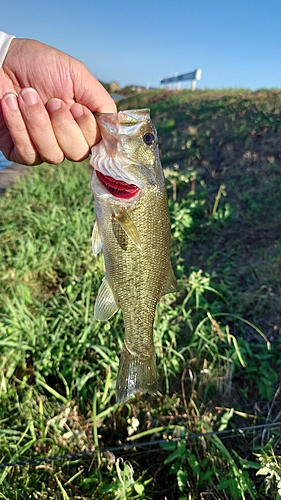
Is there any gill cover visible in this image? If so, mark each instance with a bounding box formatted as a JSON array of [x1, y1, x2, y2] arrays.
[[90, 109, 159, 192]]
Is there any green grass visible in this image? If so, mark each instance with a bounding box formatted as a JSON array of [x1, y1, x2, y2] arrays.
[[0, 88, 281, 498]]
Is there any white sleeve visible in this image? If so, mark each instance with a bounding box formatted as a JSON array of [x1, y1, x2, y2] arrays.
[[0, 31, 15, 68]]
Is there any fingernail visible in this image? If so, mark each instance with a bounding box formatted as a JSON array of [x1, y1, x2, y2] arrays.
[[70, 103, 84, 119], [20, 88, 39, 105], [3, 93, 18, 110], [47, 98, 62, 112]]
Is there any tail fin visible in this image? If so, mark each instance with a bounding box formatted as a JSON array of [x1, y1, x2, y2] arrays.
[[116, 345, 157, 404]]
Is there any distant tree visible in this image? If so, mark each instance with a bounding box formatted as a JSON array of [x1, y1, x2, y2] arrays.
[[122, 86, 137, 97]]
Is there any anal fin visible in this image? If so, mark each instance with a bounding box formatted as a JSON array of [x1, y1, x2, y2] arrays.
[[94, 278, 119, 321], [112, 211, 142, 249], [162, 265, 178, 295]]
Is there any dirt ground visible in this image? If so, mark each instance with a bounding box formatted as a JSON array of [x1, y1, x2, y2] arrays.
[[0, 163, 30, 196]]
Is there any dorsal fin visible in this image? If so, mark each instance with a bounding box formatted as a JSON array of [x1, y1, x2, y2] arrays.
[[112, 211, 142, 249], [94, 278, 119, 321]]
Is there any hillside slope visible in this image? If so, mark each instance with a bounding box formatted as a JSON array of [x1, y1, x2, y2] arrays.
[[0, 88, 281, 499]]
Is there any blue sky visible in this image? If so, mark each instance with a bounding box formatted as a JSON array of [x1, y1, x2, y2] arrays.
[[2, 0, 281, 90]]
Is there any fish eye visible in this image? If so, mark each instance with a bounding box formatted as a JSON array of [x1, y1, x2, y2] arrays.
[[143, 132, 155, 145]]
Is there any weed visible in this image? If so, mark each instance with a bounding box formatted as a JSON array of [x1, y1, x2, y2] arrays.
[[0, 88, 281, 498]]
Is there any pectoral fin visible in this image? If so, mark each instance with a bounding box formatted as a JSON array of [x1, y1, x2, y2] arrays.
[[112, 211, 142, 249], [94, 278, 119, 321], [162, 265, 178, 295], [91, 220, 102, 255]]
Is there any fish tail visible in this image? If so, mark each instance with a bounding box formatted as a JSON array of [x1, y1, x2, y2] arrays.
[[116, 343, 157, 403]]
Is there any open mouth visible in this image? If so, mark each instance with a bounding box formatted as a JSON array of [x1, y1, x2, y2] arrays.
[[96, 170, 140, 200]]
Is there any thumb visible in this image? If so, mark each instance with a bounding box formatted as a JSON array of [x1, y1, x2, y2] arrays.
[[71, 61, 117, 114]]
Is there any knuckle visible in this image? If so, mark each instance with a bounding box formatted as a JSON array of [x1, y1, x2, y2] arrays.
[[26, 107, 48, 129], [44, 153, 65, 165], [18, 149, 38, 165], [66, 147, 89, 162], [10, 120, 27, 134]]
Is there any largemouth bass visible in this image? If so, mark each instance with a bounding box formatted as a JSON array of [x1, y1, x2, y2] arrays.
[[90, 109, 177, 403]]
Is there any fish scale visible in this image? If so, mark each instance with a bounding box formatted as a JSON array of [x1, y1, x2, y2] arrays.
[[100, 187, 169, 343], [90, 109, 177, 403]]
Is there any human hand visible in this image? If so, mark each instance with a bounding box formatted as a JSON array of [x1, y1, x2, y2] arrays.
[[0, 38, 116, 165]]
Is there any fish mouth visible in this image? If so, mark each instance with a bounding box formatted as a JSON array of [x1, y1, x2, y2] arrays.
[[96, 170, 140, 200]]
